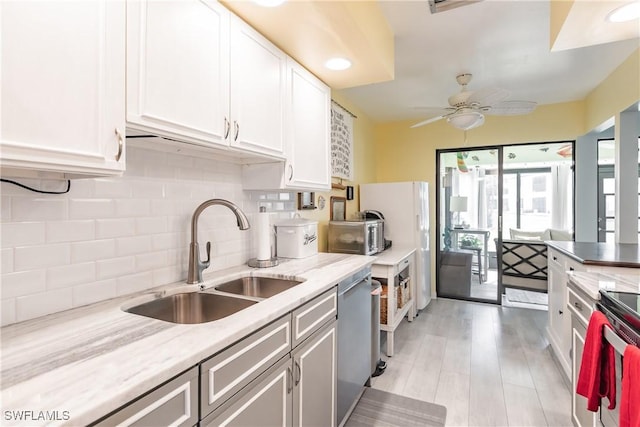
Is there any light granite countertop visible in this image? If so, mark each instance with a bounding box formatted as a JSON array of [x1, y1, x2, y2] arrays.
[[567, 270, 640, 300], [0, 253, 373, 427], [370, 247, 416, 266]]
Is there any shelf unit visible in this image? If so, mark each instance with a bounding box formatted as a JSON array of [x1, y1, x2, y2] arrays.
[[371, 248, 416, 357]]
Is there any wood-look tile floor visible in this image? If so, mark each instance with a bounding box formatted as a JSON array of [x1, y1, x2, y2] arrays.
[[371, 298, 572, 427]]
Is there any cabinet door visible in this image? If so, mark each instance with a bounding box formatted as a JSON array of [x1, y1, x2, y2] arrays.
[[202, 356, 292, 427], [126, 0, 229, 148], [285, 59, 331, 190], [229, 16, 286, 158], [1, 0, 125, 178], [93, 367, 198, 427], [571, 316, 598, 427], [292, 320, 337, 427]]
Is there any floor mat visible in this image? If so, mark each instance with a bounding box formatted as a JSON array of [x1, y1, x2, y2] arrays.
[[505, 288, 548, 305], [345, 388, 447, 427]]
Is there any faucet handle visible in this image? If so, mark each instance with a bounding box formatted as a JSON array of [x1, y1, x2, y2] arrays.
[[203, 241, 211, 268]]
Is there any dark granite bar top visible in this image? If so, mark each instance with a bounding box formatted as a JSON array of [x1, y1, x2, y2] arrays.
[[546, 241, 640, 268]]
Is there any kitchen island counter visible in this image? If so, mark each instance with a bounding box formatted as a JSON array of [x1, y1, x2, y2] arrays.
[[1, 253, 373, 426], [547, 241, 640, 268]]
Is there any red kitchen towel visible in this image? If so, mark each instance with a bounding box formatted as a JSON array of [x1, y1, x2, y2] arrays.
[[620, 345, 640, 427], [576, 311, 616, 411]]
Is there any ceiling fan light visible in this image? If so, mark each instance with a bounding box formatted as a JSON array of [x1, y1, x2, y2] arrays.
[[447, 111, 484, 130]]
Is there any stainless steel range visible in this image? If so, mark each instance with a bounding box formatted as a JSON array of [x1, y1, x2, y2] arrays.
[[597, 290, 640, 427]]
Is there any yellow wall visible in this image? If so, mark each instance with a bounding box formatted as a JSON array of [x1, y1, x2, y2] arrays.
[[299, 92, 378, 251]]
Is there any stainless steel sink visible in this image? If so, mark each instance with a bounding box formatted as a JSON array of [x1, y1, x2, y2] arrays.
[[125, 292, 257, 324], [214, 276, 304, 299]]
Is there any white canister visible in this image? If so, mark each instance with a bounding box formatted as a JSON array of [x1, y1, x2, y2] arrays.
[[275, 219, 318, 258]]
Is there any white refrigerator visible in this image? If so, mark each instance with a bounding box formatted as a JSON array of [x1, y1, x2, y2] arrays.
[[360, 181, 432, 310]]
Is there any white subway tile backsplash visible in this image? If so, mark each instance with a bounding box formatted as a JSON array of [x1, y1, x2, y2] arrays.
[[1, 270, 46, 298], [1, 196, 12, 222], [47, 262, 95, 290], [1, 248, 13, 274], [69, 199, 116, 219], [115, 199, 151, 217], [116, 272, 154, 296], [71, 239, 117, 263], [14, 243, 70, 271], [136, 251, 168, 272], [16, 288, 73, 323], [1, 298, 16, 326], [46, 220, 95, 243], [1, 222, 45, 248], [96, 256, 136, 280], [115, 235, 152, 257], [1, 147, 257, 325], [72, 279, 117, 307], [135, 216, 167, 235], [12, 197, 67, 221], [93, 179, 133, 199], [96, 218, 136, 239]]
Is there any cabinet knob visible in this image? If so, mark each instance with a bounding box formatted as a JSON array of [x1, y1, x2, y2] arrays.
[[574, 301, 583, 311], [569, 267, 575, 271], [114, 128, 124, 161], [558, 309, 563, 315]]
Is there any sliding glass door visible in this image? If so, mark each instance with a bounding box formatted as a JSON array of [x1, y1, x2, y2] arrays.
[[436, 147, 502, 303]]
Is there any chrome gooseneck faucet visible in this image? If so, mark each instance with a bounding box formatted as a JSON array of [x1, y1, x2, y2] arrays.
[[187, 199, 250, 284]]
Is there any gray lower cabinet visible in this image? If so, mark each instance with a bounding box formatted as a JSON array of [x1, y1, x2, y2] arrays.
[[92, 366, 198, 427], [203, 319, 337, 427], [201, 355, 293, 427], [293, 319, 337, 427]]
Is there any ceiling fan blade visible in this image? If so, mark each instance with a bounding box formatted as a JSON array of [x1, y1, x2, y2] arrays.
[[468, 87, 510, 107], [410, 114, 448, 128], [485, 100, 537, 115]]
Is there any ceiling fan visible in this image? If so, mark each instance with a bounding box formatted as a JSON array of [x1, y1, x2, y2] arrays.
[[411, 73, 537, 131]]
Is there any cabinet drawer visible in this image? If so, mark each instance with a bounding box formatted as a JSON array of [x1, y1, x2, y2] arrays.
[[568, 287, 593, 327], [292, 287, 337, 349], [565, 256, 585, 274], [201, 315, 291, 417], [548, 248, 564, 269], [92, 366, 198, 427]]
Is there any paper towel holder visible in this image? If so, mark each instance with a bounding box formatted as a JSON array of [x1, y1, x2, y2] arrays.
[[248, 206, 279, 268]]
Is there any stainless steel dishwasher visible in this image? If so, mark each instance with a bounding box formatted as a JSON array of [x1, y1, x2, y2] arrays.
[[337, 268, 372, 426]]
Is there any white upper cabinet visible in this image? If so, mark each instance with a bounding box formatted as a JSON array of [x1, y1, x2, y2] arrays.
[[242, 58, 331, 191], [126, 0, 230, 148], [229, 17, 286, 158], [285, 59, 331, 190], [0, 0, 126, 178]]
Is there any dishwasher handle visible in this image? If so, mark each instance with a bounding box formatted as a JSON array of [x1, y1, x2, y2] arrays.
[[339, 277, 370, 296]]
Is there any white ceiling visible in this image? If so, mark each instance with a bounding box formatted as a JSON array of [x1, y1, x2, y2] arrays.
[[340, 0, 640, 123]]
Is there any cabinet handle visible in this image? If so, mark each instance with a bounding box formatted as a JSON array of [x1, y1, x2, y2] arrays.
[[552, 256, 557, 261], [234, 121, 239, 141], [558, 309, 563, 315], [288, 164, 294, 181], [294, 361, 301, 386], [286, 366, 293, 394], [574, 301, 583, 311], [114, 128, 124, 161], [224, 117, 230, 139], [569, 267, 575, 271]]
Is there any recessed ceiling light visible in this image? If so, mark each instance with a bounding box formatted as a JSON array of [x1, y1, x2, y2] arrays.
[[325, 57, 352, 71], [607, 1, 640, 22], [253, 0, 286, 7]]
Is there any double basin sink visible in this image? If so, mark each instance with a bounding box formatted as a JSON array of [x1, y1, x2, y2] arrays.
[[124, 276, 304, 324]]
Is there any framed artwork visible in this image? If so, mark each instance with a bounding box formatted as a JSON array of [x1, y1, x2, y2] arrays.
[[330, 196, 346, 221]]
